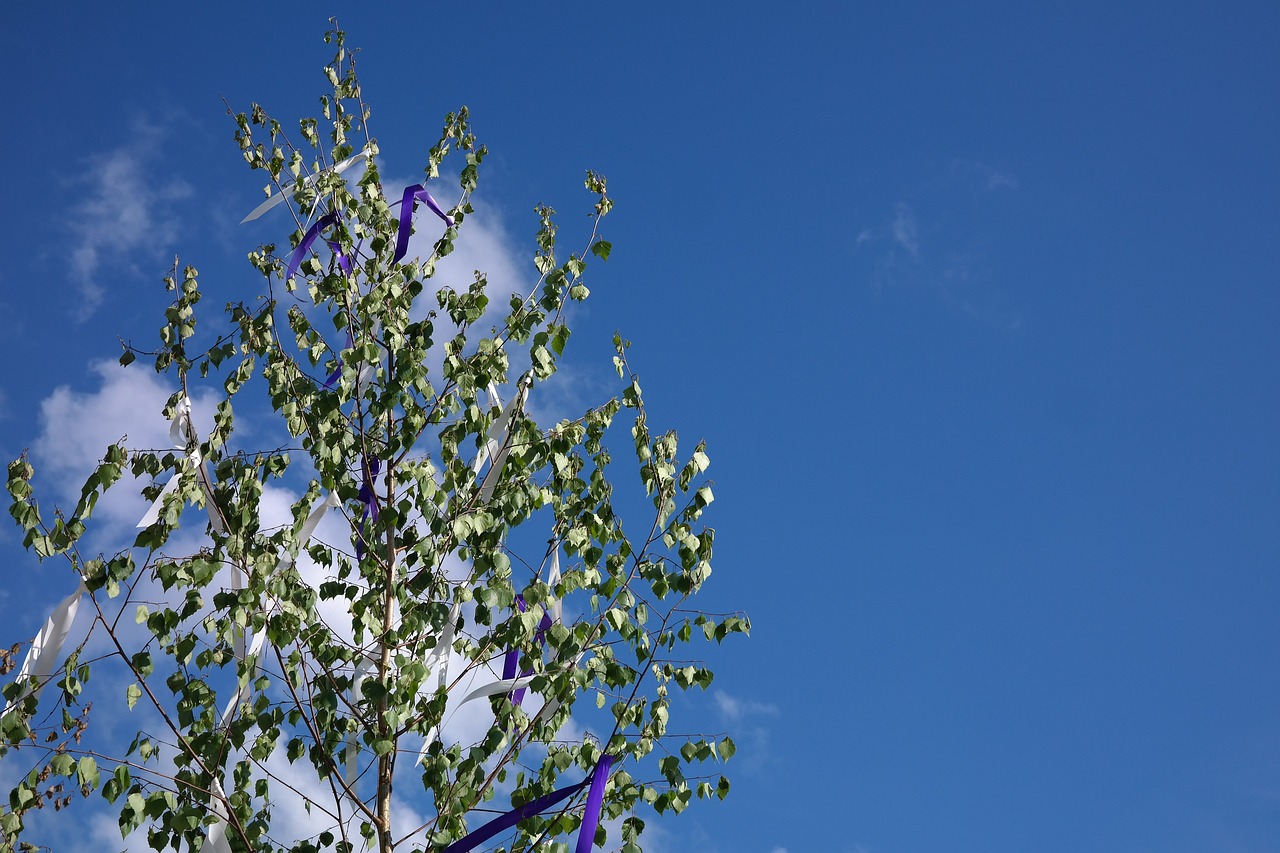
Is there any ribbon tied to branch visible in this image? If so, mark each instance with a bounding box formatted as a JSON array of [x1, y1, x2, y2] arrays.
[[239, 146, 372, 224], [391, 183, 455, 265], [137, 396, 225, 535]]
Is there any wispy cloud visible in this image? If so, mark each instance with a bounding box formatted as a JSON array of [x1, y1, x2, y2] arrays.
[[64, 123, 192, 322], [852, 163, 1022, 329], [714, 689, 780, 721], [713, 688, 780, 776], [954, 158, 1018, 191], [890, 202, 920, 257], [32, 359, 218, 528]]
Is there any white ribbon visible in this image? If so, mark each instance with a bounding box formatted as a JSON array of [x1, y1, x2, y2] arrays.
[[547, 548, 562, 627], [213, 630, 267, 737], [343, 655, 375, 784], [228, 490, 341, 693], [470, 384, 504, 476], [3, 581, 87, 715], [198, 778, 234, 853], [278, 491, 342, 571], [478, 377, 530, 504], [239, 147, 372, 224], [137, 397, 225, 535], [415, 600, 462, 766], [457, 674, 538, 707]]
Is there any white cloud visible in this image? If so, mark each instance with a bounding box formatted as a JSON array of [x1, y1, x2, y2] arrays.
[[714, 689, 779, 721], [32, 359, 219, 531], [953, 158, 1018, 191], [855, 193, 1021, 329], [713, 689, 779, 773], [890, 202, 919, 257], [65, 124, 192, 322], [420, 192, 532, 314]]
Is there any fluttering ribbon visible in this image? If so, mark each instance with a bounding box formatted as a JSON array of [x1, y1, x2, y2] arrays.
[[354, 457, 381, 559], [470, 384, 505, 477], [391, 184, 454, 265], [500, 596, 528, 686], [239, 146, 371, 224], [2, 581, 87, 715], [500, 596, 554, 708], [197, 778, 234, 853], [204, 631, 265, 853], [439, 753, 615, 853], [278, 491, 343, 571], [217, 492, 339, 726], [478, 376, 531, 504], [415, 600, 462, 767], [137, 397, 225, 535], [531, 548, 581, 724], [284, 213, 356, 281], [441, 543, 565, 730], [575, 753, 615, 853], [240, 151, 453, 274], [546, 548, 563, 626], [344, 655, 375, 784], [215, 626, 270, 730]]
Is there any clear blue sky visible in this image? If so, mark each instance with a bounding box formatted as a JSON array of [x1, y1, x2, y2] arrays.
[[4, 3, 1280, 851]]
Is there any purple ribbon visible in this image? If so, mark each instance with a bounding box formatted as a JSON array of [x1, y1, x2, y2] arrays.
[[501, 596, 555, 707], [285, 213, 355, 280], [391, 184, 454, 265], [500, 596, 526, 684], [355, 457, 381, 558], [575, 753, 615, 853], [324, 330, 356, 388], [440, 753, 615, 853]]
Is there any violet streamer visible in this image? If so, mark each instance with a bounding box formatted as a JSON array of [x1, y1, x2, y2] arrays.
[[286, 213, 356, 280], [285, 213, 335, 279], [501, 596, 555, 707], [439, 754, 615, 853], [355, 457, 381, 559], [324, 330, 356, 388], [391, 184, 454, 265], [574, 753, 615, 853]]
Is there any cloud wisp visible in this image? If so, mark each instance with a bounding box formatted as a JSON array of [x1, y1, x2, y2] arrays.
[[852, 163, 1023, 329], [64, 125, 192, 322], [890, 202, 920, 258]]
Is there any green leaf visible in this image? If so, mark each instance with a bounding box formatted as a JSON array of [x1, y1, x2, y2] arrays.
[[49, 753, 75, 777], [76, 755, 99, 789], [103, 766, 131, 804]]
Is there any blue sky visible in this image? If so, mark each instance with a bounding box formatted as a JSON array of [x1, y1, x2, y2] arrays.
[[5, 3, 1280, 851]]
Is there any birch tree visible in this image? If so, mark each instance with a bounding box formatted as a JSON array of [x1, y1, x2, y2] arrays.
[[1, 25, 744, 853]]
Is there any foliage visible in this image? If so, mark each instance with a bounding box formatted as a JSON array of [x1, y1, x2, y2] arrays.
[[0, 24, 745, 853]]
